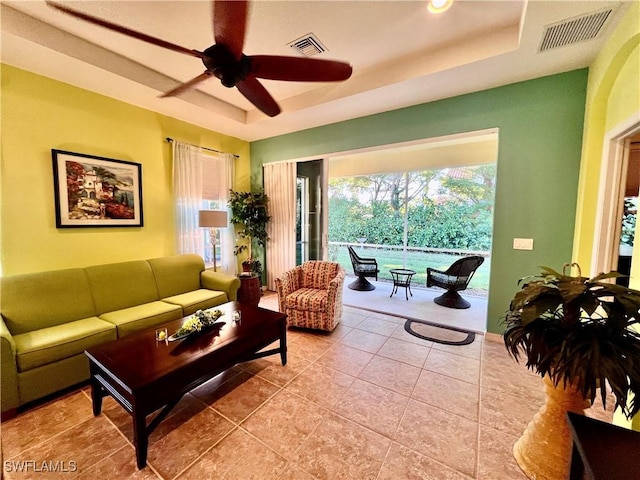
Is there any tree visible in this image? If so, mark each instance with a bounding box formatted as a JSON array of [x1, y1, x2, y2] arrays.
[[228, 190, 270, 260], [439, 165, 496, 211], [328, 165, 495, 250]]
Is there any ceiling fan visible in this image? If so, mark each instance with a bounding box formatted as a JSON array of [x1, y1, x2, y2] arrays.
[[46, 0, 353, 117]]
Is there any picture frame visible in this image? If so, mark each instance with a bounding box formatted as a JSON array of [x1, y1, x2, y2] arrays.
[[52, 149, 144, 228]]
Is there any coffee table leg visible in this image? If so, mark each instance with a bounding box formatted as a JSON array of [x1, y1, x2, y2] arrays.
[[132, 409, 148, 469], [89, 367, 103, 416], [91, 385, 103, 416]]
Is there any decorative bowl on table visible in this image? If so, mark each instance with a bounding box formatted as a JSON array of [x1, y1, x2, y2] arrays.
[[168, 309, 224, 341]]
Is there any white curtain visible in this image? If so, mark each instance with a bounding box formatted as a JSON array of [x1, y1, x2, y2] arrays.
[[173, 141, 204, 255], [216, 153, 235, 273], [172, 142, 235, 273], [264, 162, 297, 291]]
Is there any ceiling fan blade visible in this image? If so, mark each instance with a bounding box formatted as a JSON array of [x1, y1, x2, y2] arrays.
[[237, 76, 281, 117], [47, 1, 205, 59], [160, 72, 213, 98], [213, 0, 248, 60], [249, 56, 353, 82]]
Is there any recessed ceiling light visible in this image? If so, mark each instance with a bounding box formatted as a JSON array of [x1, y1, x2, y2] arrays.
[[428, 0, 453, 14]]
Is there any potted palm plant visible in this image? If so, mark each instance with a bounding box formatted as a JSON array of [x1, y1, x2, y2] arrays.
[[503, 263, 640, 480], [227, 189, 270, 275]]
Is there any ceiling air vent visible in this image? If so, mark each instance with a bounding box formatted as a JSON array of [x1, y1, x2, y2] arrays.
[[287, 33, 327, 57], [538, 7, 614, 52]]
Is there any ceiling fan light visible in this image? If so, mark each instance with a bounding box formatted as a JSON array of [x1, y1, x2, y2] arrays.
[[428, 0, 453, 14]]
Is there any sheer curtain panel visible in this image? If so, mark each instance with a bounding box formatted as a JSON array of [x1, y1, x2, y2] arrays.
[[264, 162, 297, 291], [172, 141, 204, 255], [206, 152, 235, 273], [172, 142, 235, 272]]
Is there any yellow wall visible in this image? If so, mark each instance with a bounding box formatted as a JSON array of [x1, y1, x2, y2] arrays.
[[0, 65, 250, 276], [573, 2, 640, 273], [572, 3, 640, 430]]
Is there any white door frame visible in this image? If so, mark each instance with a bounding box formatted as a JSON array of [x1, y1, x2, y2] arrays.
[[591, 113, 640, 276]]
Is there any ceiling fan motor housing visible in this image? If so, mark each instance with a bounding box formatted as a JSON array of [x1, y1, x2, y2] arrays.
[[202, 44, 250, 87]]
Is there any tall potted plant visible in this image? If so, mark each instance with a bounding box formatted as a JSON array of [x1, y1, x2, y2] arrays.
[[228, 189, 270, 275], [503, 263, 640, 480]]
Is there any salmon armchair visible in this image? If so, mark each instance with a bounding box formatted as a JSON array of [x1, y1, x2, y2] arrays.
[[275, 261, 345, 332]]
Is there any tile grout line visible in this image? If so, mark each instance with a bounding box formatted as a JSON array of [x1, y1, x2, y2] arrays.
[[474, 339, 487, 479]]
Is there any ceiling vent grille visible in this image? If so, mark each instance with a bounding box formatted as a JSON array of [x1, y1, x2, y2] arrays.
[[538, 7, 614, 52], [287, 33, 327, 57]]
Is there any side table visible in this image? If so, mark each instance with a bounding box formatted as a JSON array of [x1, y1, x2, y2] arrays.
[[389, 268, 416, 300], [237, 273, 261, 306]]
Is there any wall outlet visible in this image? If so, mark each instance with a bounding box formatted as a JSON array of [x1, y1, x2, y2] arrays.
[[513, 238, 534, 250]]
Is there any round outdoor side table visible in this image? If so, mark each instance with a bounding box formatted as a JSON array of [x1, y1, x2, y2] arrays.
[[237, 273, 261, 306], [389, 268, 416, 300]]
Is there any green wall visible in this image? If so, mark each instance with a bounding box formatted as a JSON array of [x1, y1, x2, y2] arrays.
[[251, 70, 589, 334], [0, 65, 250, 276]]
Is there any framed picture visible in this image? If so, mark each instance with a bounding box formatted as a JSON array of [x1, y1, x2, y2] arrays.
[[52, 149, 144, 228]]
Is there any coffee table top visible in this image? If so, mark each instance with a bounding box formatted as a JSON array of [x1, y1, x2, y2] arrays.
[[85, 301, 286, 391]]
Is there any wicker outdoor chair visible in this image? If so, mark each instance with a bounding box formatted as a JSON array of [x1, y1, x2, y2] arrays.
[[426, 255, 485, 309], [347, 246, 379, 291]]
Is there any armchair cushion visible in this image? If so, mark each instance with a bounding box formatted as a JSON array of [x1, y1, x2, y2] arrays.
[[284, 288, 329, 313], [302, 261, 341, 289], [428, 271, 470, 288]]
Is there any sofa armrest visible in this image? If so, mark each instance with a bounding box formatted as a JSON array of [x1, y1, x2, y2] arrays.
[[201, 270, 241, 301], [0, 314, 19, 413]]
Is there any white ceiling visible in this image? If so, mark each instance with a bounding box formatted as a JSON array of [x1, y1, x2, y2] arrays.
[[0, 0, 629, 142]]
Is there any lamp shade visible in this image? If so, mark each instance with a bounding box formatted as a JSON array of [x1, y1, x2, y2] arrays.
[[198, 210, 227, 228]]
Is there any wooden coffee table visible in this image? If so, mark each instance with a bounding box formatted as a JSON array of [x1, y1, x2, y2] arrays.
[[84, 301, 287, 469]]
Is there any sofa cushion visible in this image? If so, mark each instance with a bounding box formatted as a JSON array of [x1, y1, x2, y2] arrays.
[[162, 289, 228, 317], [1, 269, 97, 335], [100, 301, 182, 337], [14, 318, 116, 371], [148, 254, 205, 298], [85, 260, 160, 315], [285, 288, 328, 313]]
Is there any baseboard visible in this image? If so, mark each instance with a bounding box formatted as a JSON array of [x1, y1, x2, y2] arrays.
[[484, 331, 503, 343]]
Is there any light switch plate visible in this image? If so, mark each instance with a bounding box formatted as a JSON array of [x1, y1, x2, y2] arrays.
[[513, 238, 534, 250]]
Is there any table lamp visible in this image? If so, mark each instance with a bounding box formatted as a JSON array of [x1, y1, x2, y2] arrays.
[[199, 210, 227, 271]]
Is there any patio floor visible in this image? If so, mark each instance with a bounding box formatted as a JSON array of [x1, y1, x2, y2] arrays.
[[341, 277, 487, 333]]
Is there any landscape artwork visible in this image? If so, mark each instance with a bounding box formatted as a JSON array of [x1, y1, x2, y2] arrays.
[[52, 149, 143, 228]]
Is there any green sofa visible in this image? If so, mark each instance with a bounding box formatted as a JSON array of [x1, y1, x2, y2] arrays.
[[0, 254, 240, 415]]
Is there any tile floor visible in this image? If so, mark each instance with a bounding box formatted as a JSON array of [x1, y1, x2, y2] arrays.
[[1, 294, 614, 480]]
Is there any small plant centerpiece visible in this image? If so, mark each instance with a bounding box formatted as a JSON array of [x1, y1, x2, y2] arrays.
[[227, 189, 270, 275], [503, 263, 640, 480], [171, 309, 223, 340]]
